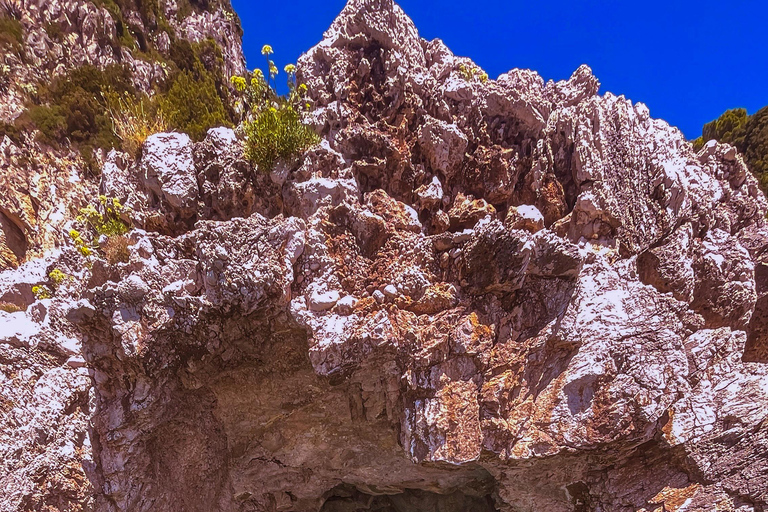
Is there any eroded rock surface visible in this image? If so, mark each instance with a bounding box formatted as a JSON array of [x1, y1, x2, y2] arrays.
[[2, 0, 768, 511]]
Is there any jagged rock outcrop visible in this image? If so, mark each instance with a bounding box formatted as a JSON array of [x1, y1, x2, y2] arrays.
[[0, 0, 245, 270], [2, 0, 768, 511]]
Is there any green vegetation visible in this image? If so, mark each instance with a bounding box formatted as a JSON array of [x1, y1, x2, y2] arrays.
[[160, 37, 233, 140], [78, 196, 131, 238], [69, 196, 131, 262], [0, 122, 19, 143], [234, 45, 319, 172], [161, 66, 228, 140], [692, 108, 748, 151], [694, 106, 768, 191], [44, 21, 63, 42], [16, 64, 134, 165], [147, 37, 235, 141], [0, 14, 23, 54], [3, 0, 236, 168], [15, 33, 233, 160], [175, 0, 229, 22]]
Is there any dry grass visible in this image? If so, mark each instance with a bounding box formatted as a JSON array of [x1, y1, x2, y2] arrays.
[[103, 235, 130, 265], [106, 92, 168, 157], [0, 301, 22, 313]]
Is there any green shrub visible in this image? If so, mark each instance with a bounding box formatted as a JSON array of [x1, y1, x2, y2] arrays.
[[27, 104, 67, 142], [702, 108, 748, 148], [697, 106, 768, 192], [69, 197, 131, 260], [24, 64, 134, 152], [0, 120, 23, 144], [742, 107, 768, 190], [154, 36, 234, 140], [175, 0, 193, 20], [176, 0, 222, 20], [161, 62, 229, 140], [244, 105, 319, 172], [0, 15, 23, 53], [91, 0, 134, 49], [135, 0, 161, 27], [169, 38, 197, 73], [235, 46, 319, 172], [44, 21, 63, 41]]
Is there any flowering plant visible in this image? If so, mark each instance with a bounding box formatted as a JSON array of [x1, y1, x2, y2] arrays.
[[229, 45, 319, 172]]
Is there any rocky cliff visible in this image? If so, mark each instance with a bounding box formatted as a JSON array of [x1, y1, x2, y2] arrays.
[[2, 0, 768, 511], [0, 0, 245, 269]]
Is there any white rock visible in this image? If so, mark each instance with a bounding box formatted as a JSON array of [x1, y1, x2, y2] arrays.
[[206, 127, 237, 147], [0, 312, 37, 348], [453, 229, 474, 244], [383, 285, 398, 298], [66, 356, 87, 368], [335, 296, 357, 315], [309, 290, 341, 312], [141, 132, 198, 213], [506, 204, 545, 233], [416, 176, 444, 209]]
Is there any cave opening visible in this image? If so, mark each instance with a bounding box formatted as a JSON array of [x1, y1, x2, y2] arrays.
[[319, 484, 499, 512]]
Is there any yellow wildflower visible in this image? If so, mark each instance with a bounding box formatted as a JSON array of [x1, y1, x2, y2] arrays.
[[78, 246, 92, 257], [68, 229, 80, 240], [284, 64, 296, 75], [230, 76, 247, 92], [261, 44, 273, 56], [49, 269, 67, 285], [299, 83, 308, 92]]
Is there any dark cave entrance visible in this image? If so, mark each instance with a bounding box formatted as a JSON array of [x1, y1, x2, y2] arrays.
[[319, 484, 499, 512]]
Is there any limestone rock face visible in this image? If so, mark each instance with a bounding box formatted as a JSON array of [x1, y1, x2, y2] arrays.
[[0, 0, 245, 271], [3, 1, 768, 511]]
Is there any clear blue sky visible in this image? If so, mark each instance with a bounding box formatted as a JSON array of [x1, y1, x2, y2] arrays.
[[230, 0, 767, 138]]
